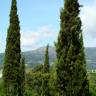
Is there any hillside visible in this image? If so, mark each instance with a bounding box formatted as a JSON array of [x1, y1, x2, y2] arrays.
[[23, 46, 56, 67], [0, 47, 96, 70]]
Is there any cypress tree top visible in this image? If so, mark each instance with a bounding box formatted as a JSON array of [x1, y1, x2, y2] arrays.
[[43, 45, 49, 73]]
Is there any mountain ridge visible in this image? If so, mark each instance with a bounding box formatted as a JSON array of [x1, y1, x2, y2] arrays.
[[0, 47, 96, 70]]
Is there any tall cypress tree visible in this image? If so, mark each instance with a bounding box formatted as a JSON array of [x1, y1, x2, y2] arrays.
[[41, 45, 50, 96], [3, 0, 21, 95], [43, 45, 49, 73], [55, 0, 89, 96]]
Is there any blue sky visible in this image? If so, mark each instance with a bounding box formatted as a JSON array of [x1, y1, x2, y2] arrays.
[[0, 0, 96, 53]]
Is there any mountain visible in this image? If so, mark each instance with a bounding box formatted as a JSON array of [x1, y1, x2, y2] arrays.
[[23, 46, 56, 67], [0, 47, 96, 70], [85, 47, 96, 70]]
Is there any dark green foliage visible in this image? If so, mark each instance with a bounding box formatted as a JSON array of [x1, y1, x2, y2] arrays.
[[25, 64, 44, 96], [18, 57, 25, 96], [0, 79, 4, 96], [49, 62, 58, 96], [88, 73, 96, 96], [41, 73, 50, 96], [3, 0, 21, 95], [41, 45, 50, 96], [55, 0, 89, 95], [33, 64, 43, 72], [26, 68, 50, 96], [43, 45, 49, 73], [26, 69, 42, 96]]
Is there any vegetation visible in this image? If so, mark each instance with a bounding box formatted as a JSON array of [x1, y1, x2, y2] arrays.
[[55, 0, 89, 95], [88, 73, 96, 96], [3, 0, 21, 95], [19, 57, 26, 96], [0, 0, 95, 96], [26, 69, 43, 96], [0, 79, 4, 96], [26, 71, 96, 96], [41, 45, 50, 96], [43, 45, 49, 73]]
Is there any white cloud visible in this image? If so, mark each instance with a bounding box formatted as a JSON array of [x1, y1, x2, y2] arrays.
[[21, 0, 96, 51], [21, 25, 57, 51], [38, 26, 56, 37], [21, 31, 39, 46], [81, 0, 96, 47]]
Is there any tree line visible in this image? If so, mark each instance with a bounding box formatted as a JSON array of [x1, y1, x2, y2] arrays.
[[2, 0, 90, 96]]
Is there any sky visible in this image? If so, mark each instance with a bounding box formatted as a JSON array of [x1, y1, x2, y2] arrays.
[[0, 0, 96, 53]]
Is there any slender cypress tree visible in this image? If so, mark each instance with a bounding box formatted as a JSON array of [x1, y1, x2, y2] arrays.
[[19, 57, 25, 96], [55, 0, 89, 96], [41, 45, 50, 96], [3, 0, 21, 95], [43, 45, 49, 73]]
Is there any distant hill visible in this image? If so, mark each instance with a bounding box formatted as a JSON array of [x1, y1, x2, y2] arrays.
[[23, 46, 56, 67], [0, 47, 96, 70], [85, 47, 96, 70]]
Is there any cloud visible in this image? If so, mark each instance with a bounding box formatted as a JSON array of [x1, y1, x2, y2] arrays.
[[21, 31, 39, 46], [21, 25, 57, 51], [80, 0, 96, 47], [21, 0, 96, 51]]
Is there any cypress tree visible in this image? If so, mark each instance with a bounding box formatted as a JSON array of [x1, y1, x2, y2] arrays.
[[43, 45, 49, 73], [19, 57, 25, 96], [3, 0, 21, 95], [55, 0, 89, 96], [41, 45, 50, 96]]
